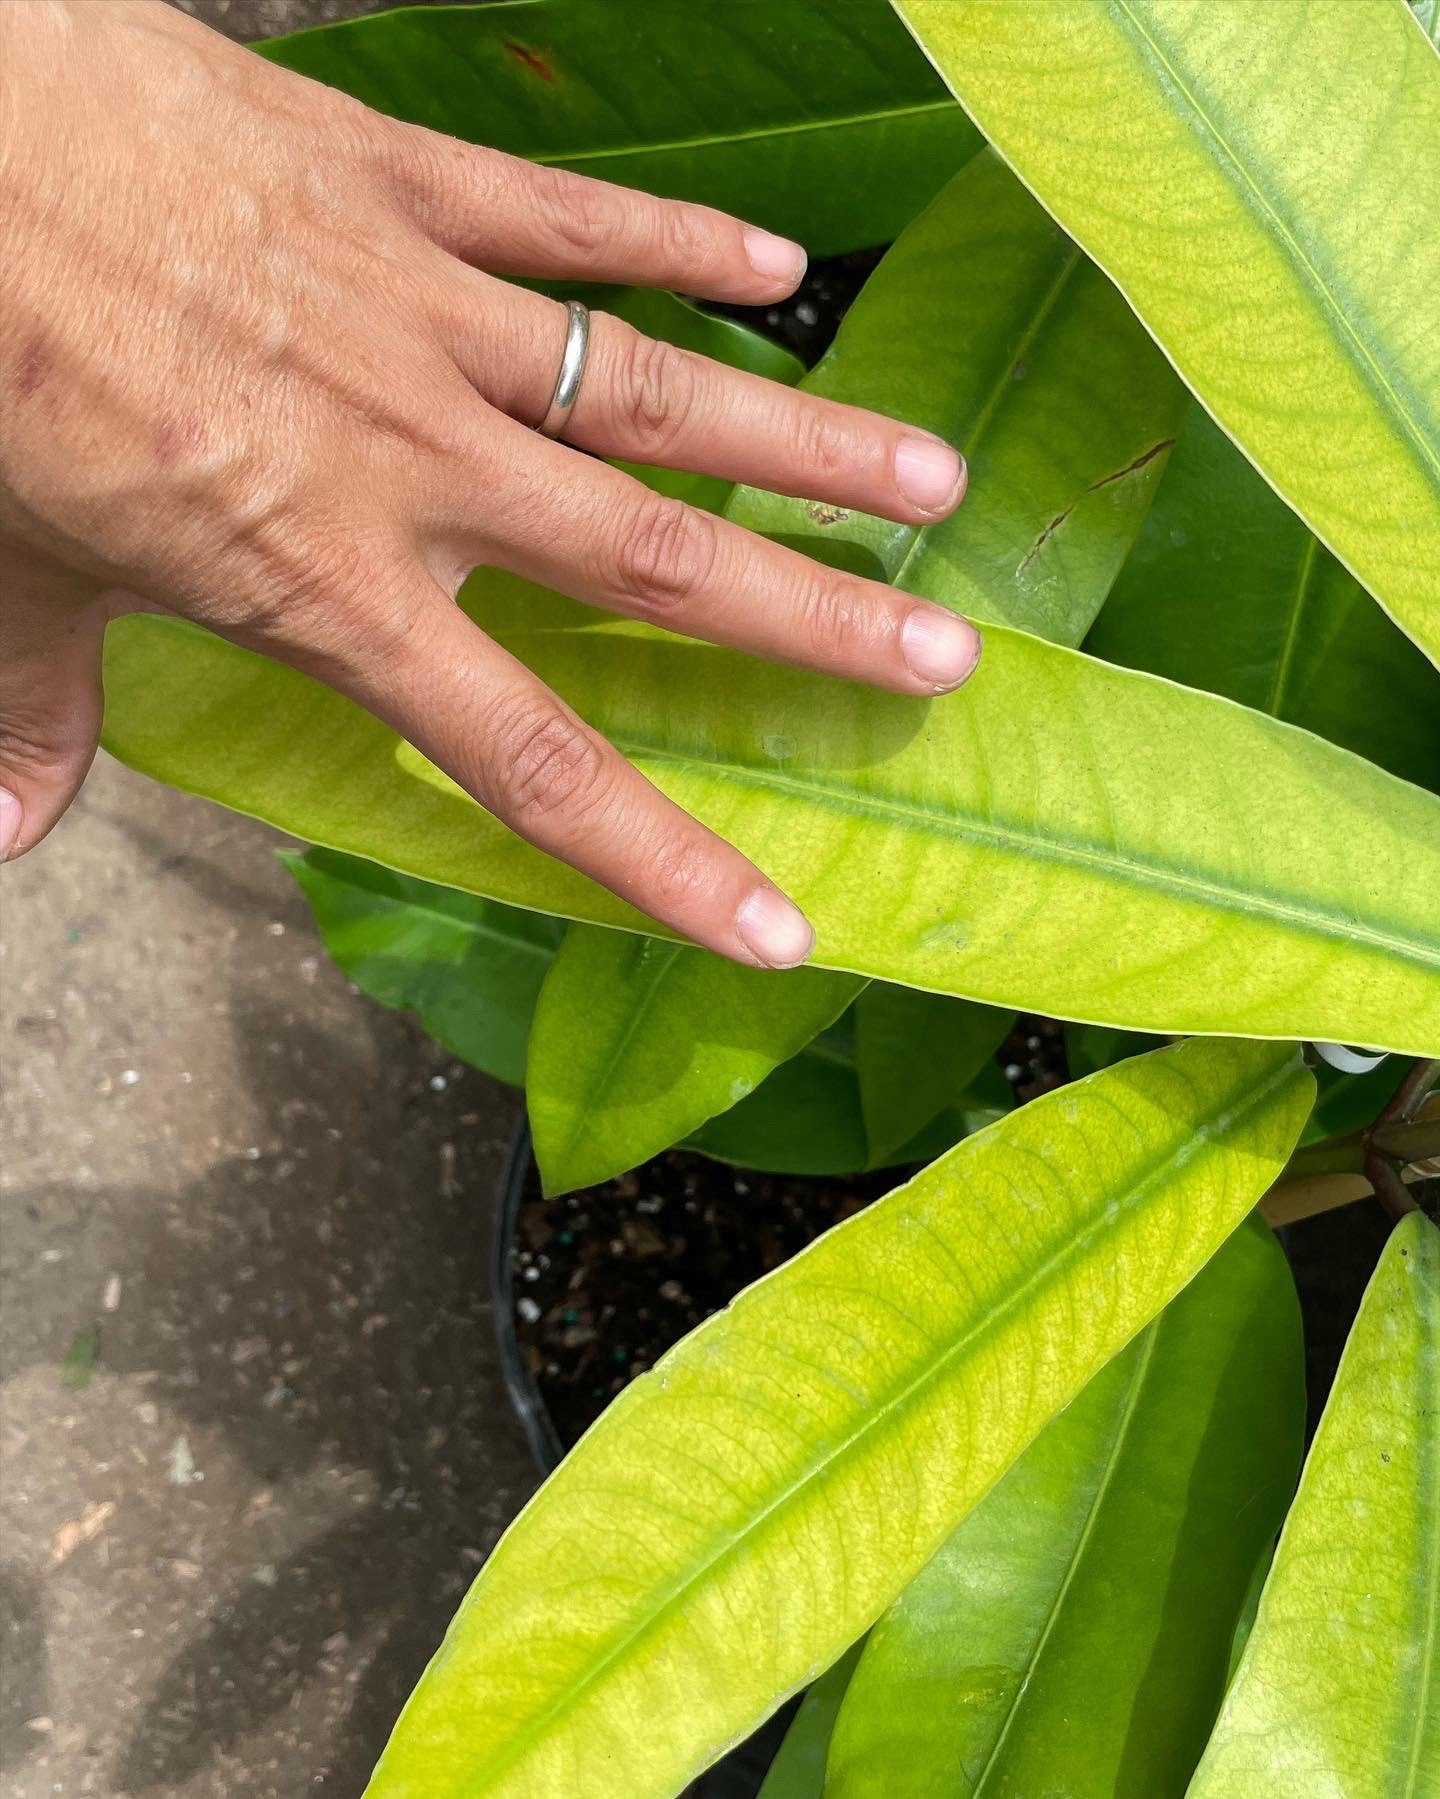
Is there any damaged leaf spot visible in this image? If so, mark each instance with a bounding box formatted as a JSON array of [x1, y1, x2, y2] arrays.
[[1019, 506, 1074, 573], [1019, 439, 1177, 573], [806, 502, 851, 527], [504, 40, 556, 82], [1086, 438, 1176, 493]]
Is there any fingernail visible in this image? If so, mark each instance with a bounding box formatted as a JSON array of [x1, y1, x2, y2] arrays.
[[0, 789, 21, 860], [736, 884, 815, 969], [743, 226, 807, 288], [902, 606, 982, 691], [895, 435, 965, 512]]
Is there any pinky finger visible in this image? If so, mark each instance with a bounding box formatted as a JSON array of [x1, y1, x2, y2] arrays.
[[335, 590, 815, 970]]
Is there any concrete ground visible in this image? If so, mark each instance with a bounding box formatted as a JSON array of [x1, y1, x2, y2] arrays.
[[0, 752, 533, 1799], [2, 5, 535, 1795]]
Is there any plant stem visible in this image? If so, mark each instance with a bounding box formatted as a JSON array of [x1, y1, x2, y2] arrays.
[[1378, 1057, 1440, 1127], [1365, 1145, 1420, 1220], [1261, 1063, 1439, 1226], [1371, 1116, 1440, 1165]]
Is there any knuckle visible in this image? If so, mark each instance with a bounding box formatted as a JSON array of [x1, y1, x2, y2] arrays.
[[798, 574, 871, 662], [0, 711, 78, 780], [226, 532, 369, 646], [614, 495, 716, 616], [498, 702, 613, 829], [645, 834, 716, 912], [794, 405, 861, 485], [537, 169, 612, 259], [649, 203, 717, 273], [607, 326, 697, 455], [375, 114, 448, 199]]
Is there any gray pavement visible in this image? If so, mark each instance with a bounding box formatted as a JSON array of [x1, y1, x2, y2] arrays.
[[1, 751, 533, 1797], [3, 9, 532, 1792]]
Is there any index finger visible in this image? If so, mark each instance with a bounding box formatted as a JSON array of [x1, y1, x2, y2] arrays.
[[333, 586, 816, 971]]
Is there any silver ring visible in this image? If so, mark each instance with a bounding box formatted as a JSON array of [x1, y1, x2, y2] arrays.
[[536, 299, 590, 440]]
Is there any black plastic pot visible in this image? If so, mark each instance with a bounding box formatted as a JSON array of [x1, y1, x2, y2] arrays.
[[492, 1120, 566, 1475], [490, 1119, 795, 1799]]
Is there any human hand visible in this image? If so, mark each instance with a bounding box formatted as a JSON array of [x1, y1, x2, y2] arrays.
[[0, 0, 976, 968]]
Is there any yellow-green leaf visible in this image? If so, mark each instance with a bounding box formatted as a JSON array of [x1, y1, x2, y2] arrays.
[[364, 1038, 1312, 1798], [1189, 1211, 1440, 1798], [895, 0, 1440, 665], [527, 931, 862, 1195], [102, 596, 1440, 1057], [826, 1219, 1304, 1799]]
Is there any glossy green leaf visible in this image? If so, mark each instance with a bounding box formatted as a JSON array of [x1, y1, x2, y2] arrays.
[[527, 928, 863, 1194], [684, 1010, 870, 1176], [728, 148, 1188, 645], [896, 0, 1440, 665], [757, 1641, 865, 1799], [261, 0, 981, 256], [826, 1218, 1304, 1799], [1224, 1555, 1272, 1691], [853, 986, 1012, 1165], [284, 848, 563, 1086], [363, 1038, 1311, 1798], [1190, 1212, 1440, 1798], [1087, 410, 1440, 791], [103, 591, 1440, 1057], [685, 1000, 1007, 1178]]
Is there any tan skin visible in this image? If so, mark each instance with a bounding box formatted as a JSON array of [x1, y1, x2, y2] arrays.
[[0, 0, 978, 969]]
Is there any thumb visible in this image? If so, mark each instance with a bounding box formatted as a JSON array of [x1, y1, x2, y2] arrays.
[[0, 578, 107, 861]]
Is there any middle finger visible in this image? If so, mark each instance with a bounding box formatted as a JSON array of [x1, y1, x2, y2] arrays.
[[444, 410, 982, 696]]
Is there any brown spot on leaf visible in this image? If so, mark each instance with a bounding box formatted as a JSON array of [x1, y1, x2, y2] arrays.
[[504, 39, 555, 82], [806, 503, 851, 527]]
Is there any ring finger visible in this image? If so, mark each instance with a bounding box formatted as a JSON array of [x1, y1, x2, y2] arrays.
[[445, 274, 968, 526]]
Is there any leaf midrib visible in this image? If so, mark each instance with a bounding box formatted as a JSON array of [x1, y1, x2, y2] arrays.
[[1109, 0, 1440, 501], [360, 886, 554, 961], [971, 1323, 1159, 1796], [453, 1056, 1297, 1796], [609, 734, 1438, 976], [548, 942, 685, 1172], [533, 98, 956, 171], [1265, 533, 1320, 722]]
